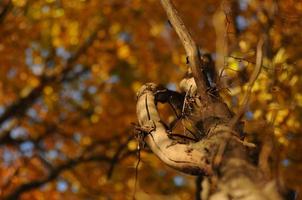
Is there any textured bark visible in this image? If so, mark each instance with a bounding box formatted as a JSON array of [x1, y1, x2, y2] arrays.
[[135, 0, 284, 199]]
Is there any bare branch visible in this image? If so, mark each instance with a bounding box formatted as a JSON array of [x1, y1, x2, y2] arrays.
[[107, 135, 133, 179], [160, 0, 211, 98], [230, 38, 264, 127]]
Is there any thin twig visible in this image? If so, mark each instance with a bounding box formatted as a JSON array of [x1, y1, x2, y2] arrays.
[[230, 38, 264, 127], [107, 136, 133, 179]]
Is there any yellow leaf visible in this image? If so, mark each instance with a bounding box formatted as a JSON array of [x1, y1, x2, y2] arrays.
[[279, 72, 288, 81], [275, 109, 289, 124], [51, 24, 60, 37], [54, 9, 64, 17], [109, 23, 121, 35], [131, 81, 142, 92], [92, 64, 101, 74], [128, 56, 137, 65], [286, 117, 295, 127], [43, 86, 53, 95], [295, 94, 302, 106], [20, 87, 32, 98], [90, 114, 99, 123], [266, 110, 274, 122], [253, 110, 262, 119], [229, 61, 239, 70], [117, 44, 130, 59], [127, 140, 137, 151], [150, 23, 163, 36], [239, 40, 249, 52], [229, 86, 241, 95], [278, 137, 288, 146], [289, 75, 298, 86], [273, 48, 287, 64], [274, 128, 282, 137], [98, 176, 107, 186], [52, 37, 61, 47], [81, 136, 92, 146], [29, 77, 40, 87], [12, 0, 26, 7], [258, 92, 272, 101], [114, 183, 124, 191]]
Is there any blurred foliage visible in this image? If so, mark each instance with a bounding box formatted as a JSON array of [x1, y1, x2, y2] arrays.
[[0, 0, 301, 199]]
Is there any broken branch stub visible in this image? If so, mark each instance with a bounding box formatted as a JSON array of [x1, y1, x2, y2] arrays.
[[136, 83, 212, 175]]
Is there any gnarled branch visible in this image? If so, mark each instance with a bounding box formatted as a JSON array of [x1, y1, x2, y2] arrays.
[[136, 83, 213, 175]]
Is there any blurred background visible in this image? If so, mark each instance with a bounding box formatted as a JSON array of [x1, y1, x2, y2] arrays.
[[0, 0, 301, 199]]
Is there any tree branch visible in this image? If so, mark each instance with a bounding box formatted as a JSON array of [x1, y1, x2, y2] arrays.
[[230, 38, 264, 127], [195, 175, 202, 200], [160, 0, 211, 99], [0, 25, 101, 137], [2, 142, 134, 200], [0, 0, 12, 24], [2, 154, 111, 200], [107, 135, 133, 179], [136, 83, 213, 175]]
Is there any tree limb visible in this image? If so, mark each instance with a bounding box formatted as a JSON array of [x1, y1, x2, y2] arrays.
[[160, 0, 211, 99], [136, 83, 213, 175]]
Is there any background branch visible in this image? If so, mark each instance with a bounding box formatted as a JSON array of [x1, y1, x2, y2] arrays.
[[0, 25, 101, 142], [3, 143, 134, 200], [0, 0, 12, 24]]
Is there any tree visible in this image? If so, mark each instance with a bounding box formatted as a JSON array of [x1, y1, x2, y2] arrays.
[[135, 1, 284, 199], [0, 0, 300, 199]]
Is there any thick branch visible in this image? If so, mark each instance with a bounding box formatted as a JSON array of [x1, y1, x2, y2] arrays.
[[160, 0, 211, 98], [136, 83, 213, 175]]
